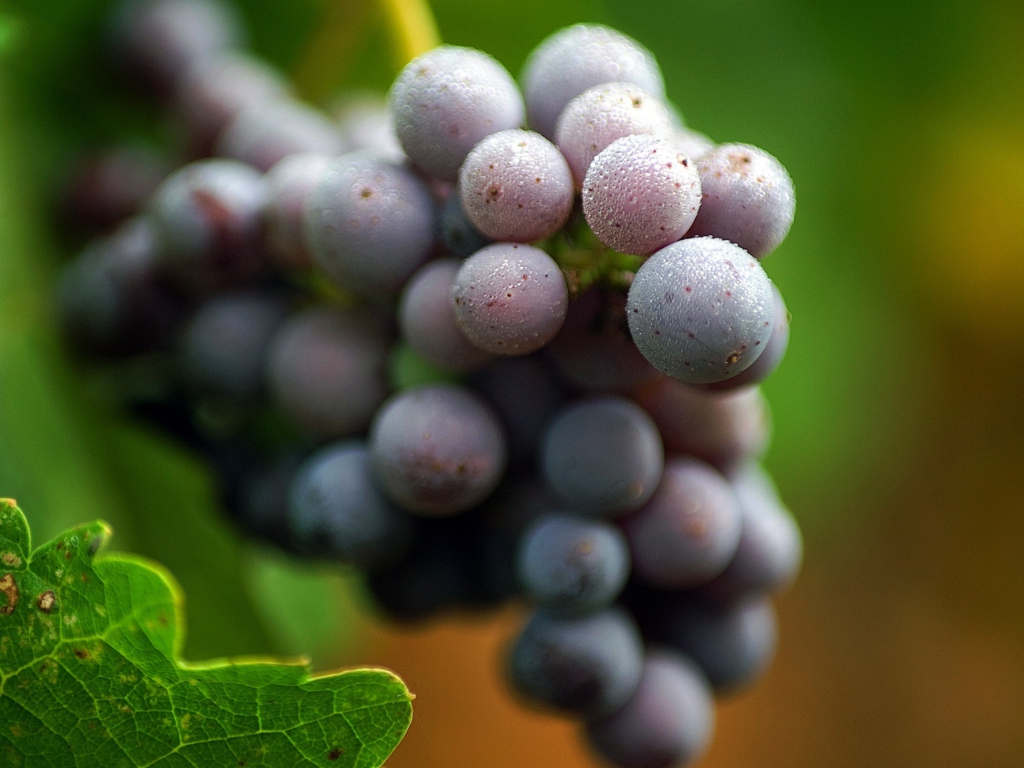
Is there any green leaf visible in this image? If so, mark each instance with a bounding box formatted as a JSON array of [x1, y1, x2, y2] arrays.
[[0, 500, 413, 768]]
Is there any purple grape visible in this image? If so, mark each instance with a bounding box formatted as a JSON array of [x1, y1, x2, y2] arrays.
[[389, 46, 524, 182], [696, 464, 802, 603], [508, 607, 644, 718], [458, 129, 574, 242], [545, 287, 662, 394], [623, 457, 742, 589], [230, 450, 306, 546], [369, 384, 507, 516], [470, 356, 566, 467], [263, 152, 334, 270], [583, 651, 714, 768], [287, 441, 414, 570], [659, 596, 778, 694], [582, 134, 701, 256], [178, 290, 290, 402], [55, 218, 185, 355], [672, 126, 714, 161], [541, 396, 663, 517], [148, 158, 267, 292], [626, 237, 775, 383], [111, 0, 243, 91], [705, 281, 790, 391], [451, 243, 568, 356], [555, 82, 674, 188], [521, 24, 665, 140], [439, 193, 493, 258], [687, 143, 796, 258], [174, 52, 290, 156], [215, 99, 346, 172], [303, 153, 435, 297], [635, 378, 771, 472], [517, 514, 630, 614], [265, 306, 391, 440], [399, 258, 493, 373], [334, 93, 405, 163]]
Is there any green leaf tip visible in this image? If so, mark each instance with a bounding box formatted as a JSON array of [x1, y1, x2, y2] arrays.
[[0, 501, 413, 767]]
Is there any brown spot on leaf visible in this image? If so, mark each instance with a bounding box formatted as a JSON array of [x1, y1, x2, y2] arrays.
[[0, 574, 17, 615], [328, 749, 344, 761], [1, 552, 21, 567], [73, 648, 90, 661], [37, 591, 55, 614]]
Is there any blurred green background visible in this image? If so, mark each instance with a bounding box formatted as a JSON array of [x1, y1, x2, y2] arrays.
[[1, 0, 1023, 766]]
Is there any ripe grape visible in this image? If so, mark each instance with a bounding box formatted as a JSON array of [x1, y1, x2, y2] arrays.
[[263, 152, 334, 270], [705, 281, 790, 391], [439, 193, 493, 258]]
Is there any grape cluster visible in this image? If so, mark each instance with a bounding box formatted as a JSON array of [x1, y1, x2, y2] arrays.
[[57, 3, 802, 767]]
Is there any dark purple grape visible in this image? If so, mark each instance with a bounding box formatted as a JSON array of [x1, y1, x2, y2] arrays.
[[470, 356, 566, 468], [178, 290, 290, 402], [263, 152, 334, 270], [634, 377, 771, 473], [517, 514, 630, 614], [148, 158, 267, 293], [521, 24, 665, 140], [451, 243, 568, 356], [334, 93, 405, 163], [582, 135, 701, 256], [288, 441, 414, 570], [55, 218, 186, 355], [695, 463, 802, 603], [110, 0, 243, 92], [265, 306, 391, 440], [583, 651, 714, 768], [215, 99, 346, 172], [541, 396, 663, 517], [555, 82, 674, 188], [175, 52, 290, 156], [704, 281, 790, 391], [687, 143, 796, 258], [545, 287, 662, 394], [57, 145, 171, 232], [659, 596, 778, 694], [369, 384, 507, 516], [626, 237, 774, 383], [507, 607, 644, 718], [458, 129, 574, 242], [439, 193, 493, 258], [304, 153, 435, 297], [389, 46, 524, 182], [624, 457, 742, 589], [229, 449, 306, 547], [399, 258, 493, 373]]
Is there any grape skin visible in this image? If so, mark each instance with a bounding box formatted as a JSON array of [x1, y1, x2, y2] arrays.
[[583, 651, 715, 768], [459, 129, 574, 242], [687, 143, 796, 258], [303, 152, 435, 297], [369, 384, 507, 516], [439, 193, 493, 258], [263, 152, 334, 270], [508, 607, 645, 719], [541, 397, 664, 517], [521, 24, 665, 140], [451, 243, 568, 356], [334, 93, 405, 163], [582, 134, 702, 256], [626, 237, 775, 383], [555, 82, 674, 188], [216, 99, 346, 173], [705, 281, 790, 391], [389, 46, 524, 182]]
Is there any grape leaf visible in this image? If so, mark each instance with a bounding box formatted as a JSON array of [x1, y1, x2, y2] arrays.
[[0, 499, 413, 768]]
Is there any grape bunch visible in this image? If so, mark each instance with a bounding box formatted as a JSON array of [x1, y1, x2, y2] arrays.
[[56, 2, 802, 767]]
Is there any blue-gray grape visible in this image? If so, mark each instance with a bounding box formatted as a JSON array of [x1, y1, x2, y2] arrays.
[[439, 193, 493, 258], [451, 243, 568, 356], [369, 384, 507, 516], [521, 24, 665, 140], [458, 129, 574, 242], [541, 396, 664, 517], [263, 152, 334, 270], [389, 46, 524, 182], [623, 457, 742, 588], [517, 514, 630, 614], [686, 143, 796, 258], [582, 134, 701, 256], [583, 650, 715, 768], [626, 237, 775, 383], [288, 441, 413, 570], [555, 82, 674, 188], [334, 93, 405, 163], [705, 281, 790, 391], [303, 152, 435, 297], [508, 606, 644, 718]]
